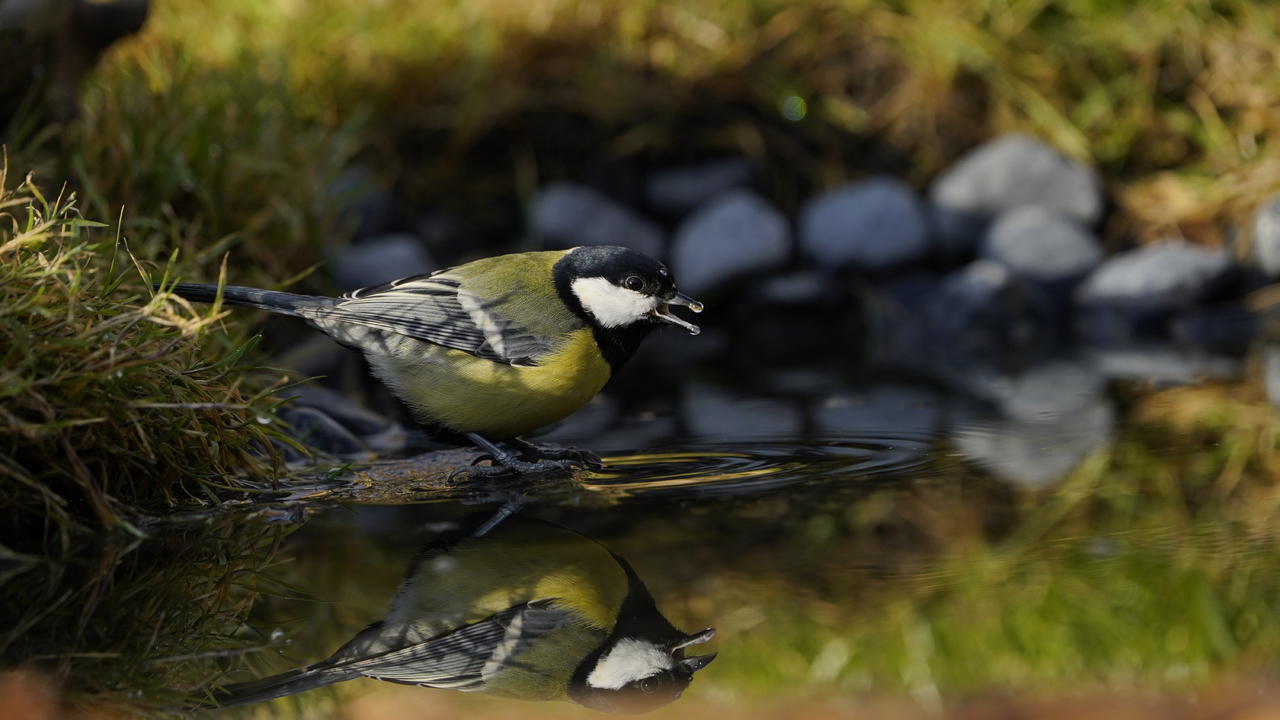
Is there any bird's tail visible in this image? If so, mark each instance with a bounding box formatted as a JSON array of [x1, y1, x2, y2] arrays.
[[159, 283, 334, 317], [193, 665, 359, 709]]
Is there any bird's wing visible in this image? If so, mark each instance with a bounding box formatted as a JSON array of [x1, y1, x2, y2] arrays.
[[339, 600, 574, 690], [310, 272, 552, 366]]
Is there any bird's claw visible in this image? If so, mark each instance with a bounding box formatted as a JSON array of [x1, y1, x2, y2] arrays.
[[450, 457, 580, 481], [511, 440, 604, 470]]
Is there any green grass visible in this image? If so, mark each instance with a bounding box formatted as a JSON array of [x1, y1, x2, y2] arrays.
[[0, 168, 298, 541]]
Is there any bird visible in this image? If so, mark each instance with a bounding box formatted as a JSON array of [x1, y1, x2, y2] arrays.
[[161, 246, 703, 475], [200, 518, 717, 713]]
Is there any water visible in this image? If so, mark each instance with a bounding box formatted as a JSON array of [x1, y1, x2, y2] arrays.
[[4, 346, 1280, 718]]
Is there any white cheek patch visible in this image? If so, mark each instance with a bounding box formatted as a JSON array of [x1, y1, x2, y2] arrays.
[[586, 639, 673, 690], [571, 277, 658, 328]]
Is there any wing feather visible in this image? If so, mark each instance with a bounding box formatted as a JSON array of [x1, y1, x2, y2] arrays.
[[308, 274, 552, 366]]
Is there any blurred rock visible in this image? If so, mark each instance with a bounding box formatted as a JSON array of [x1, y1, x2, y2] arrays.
[[951, 395, 1115, 489], [929, 134, 1103, 259], [285, 385, 393, 438], [924, 260, 1038, 351], [1251, 194, 1280, 278], [1074, 241, 1235, 340], [647, 157, 754, 217], [683, 382, 804, 440], [530, 182, 665, 259], [1086, 344, 1242, 383], [335, 233, 435, 291], [981, 206, 1103, 291], [799, 176, 929, 271], [671, 190, 790, 296], [813, 385, 944, 439]]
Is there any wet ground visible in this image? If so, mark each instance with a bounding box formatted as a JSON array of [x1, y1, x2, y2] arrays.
[[5, 339, 1280, 719]]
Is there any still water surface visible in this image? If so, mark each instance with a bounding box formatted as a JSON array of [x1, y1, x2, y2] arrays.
[[5, 346, 1280, 718]]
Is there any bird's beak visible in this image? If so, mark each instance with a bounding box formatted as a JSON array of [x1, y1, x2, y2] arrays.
[[651, 292, 704, 335], [671, 627, 717, 673]]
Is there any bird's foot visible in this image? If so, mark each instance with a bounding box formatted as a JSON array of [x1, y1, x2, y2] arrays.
[[447, 453, 581, 482], [509, 438, 604, 470]]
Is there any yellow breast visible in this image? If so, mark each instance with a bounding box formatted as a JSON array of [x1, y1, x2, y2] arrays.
[[370, 328, 612, 438]]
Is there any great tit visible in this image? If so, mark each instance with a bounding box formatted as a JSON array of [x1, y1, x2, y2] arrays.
[[202, 519, 717, 713], [162, 246, 702, 474]]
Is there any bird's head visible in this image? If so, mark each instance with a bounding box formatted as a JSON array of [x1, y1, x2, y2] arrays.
[[568, 627, 717, 714], [555, 246, 703, 335]]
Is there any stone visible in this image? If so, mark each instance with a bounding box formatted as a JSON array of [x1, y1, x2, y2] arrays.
[[647, 157, 754, 216], [670, 190, 790, 296], [813, 385, 944, 439], [285, 385, 393, 437], [950, 358, 1107, 423], [924, 260, 1037, 351], [683, 382, 805, 440], [1085, 344, 1242, 384], [530, 182, 665, 259], [928, 134, 1104, 258], [1074, 241, 1235, 340], [980, 206, 1103, 289], [798, 176, 929, 271], [1265, 344, 1280, 407], [335, 233, 436, 292], [1252, 194, 1280, 277], [950, 395, 1115, 489], [278, 406, 368, 457]]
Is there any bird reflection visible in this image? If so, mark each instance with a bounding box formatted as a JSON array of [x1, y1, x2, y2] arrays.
[[204, 518, 716, 714]]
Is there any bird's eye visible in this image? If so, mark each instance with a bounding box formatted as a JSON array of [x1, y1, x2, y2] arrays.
[[623, 275, 644, 292], [639, 678, 656, 694]]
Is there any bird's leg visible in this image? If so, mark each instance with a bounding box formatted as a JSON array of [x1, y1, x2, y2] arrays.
[[471, 496, 528, 537], [450, 432, 581, 479], [508, 437, 604, 470]]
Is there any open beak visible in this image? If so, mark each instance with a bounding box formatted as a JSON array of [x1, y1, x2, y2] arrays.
[[651, 291, 704, 335], [671, 627, 717, 673]]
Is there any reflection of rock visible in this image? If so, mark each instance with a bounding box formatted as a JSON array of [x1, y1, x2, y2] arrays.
[[799, 177, 929, 271], [1074, 241, 1235, 340], [929, 134, 1103, 258], [951, 395, 1115, 489], [948, 358, 1107, 422], [1085, 344, 1242, 383], [647, 157, 754, 217], [981, 206, 1102, 291], [1265, 345, 1280, 407], [530, 182, 665, 259], [683, 382, 804, 440], [671, 190, 790, 296], [1252, 194, 1280, 278], [813, 385, 944, 438], [335, 233, 435, 291]]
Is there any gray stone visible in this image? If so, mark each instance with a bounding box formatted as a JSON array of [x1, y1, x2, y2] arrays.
[[648, 157, 754, 216], [929, 134, 1104, 257], [683, 382, 804, 440], [798, 176, 929, 271], [671, 190, 790, 296], [286, 385, 393, 437], [1073, 241, 1234, 326], [335, 233, 436, 292], [530, 182, 665, 259], [981, 206, 1103, 288], [278, 406, 368, 457], [925, 260, 1035, 349], [1252, 194, 1280, 277], [813, 385, 944, 439], [1265, 344, 1280, 407], [1086, 344, 1242, 384]]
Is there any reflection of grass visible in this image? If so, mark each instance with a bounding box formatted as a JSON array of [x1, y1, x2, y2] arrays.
[[0, 171, 296, 536]]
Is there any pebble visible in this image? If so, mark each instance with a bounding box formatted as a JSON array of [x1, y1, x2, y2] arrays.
[[929, 134, 1104, 257], [335, 233, 436, 291], [530, 182, 666, 259], [981, 206, 1103, 289], [670, 190, 791, 296], [1252, 194, 1280, 278], [647, 157, 754, 217], [798, 176, 929, 271]]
